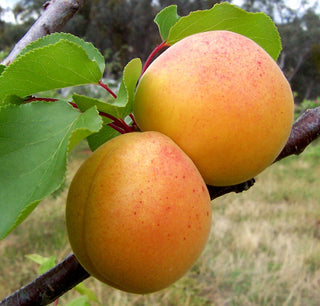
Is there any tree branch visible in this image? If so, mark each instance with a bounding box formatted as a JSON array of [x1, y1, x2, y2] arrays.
[[275, 106, 320, 161], [208, 178, 256, 200], [1, 0, 87, 66], [0, 254, 89, 306]]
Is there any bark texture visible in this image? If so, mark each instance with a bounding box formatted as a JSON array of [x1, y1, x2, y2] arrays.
[[1, 0, 87, 65]]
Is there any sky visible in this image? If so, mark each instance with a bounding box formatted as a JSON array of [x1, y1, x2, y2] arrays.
[[1, 0, 319, 23], [233, 0, 318, 11], [1, 0, 20, 22]]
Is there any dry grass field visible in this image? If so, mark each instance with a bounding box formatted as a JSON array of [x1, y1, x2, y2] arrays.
[[1, 141, 320, 305]]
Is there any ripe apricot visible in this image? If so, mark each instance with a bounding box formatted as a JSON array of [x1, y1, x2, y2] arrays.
[[133, 30, 294, 186], [66, 131, 212, 294]]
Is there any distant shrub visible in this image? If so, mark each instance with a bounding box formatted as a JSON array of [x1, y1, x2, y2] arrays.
[[295, 97, 320, 119]]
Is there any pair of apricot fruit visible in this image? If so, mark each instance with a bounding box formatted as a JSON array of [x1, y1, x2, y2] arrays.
[[66, 30, 294, 294]]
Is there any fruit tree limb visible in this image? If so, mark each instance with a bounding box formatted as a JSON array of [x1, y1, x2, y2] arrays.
[[0, 254, 89, 306], [1, 107, 320, 305], [274, 107, 320, 161], [1, 0, 87, 66], [207, 178, 256, 200]]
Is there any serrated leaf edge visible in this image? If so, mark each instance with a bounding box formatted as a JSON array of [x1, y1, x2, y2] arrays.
[[114, 58, 142, 112], [67, 105, 103, 153], [166, 2, 282, 60], [17, 32, 105, 73], [0, 40, 102, 101], [154, 5, 180, 41], [0, 102, 102, 239]]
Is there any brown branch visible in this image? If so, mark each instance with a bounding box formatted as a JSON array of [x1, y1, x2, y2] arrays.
[[0, 254, 89, 306], [1, 0, 87, 66], [207, 178, 256, 200], [274, 106, 320, 161]]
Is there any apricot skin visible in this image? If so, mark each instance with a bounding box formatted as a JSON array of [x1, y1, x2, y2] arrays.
[[66, 131, 212, 294], [133, 30, 294, 186]]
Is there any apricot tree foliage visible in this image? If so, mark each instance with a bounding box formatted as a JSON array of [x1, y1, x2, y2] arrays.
[[1, 1, 320, 305]]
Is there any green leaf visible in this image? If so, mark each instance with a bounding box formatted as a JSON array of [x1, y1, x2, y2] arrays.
[[154, 5, 180, 41], [73, 94, 125, 119], [73, 58, 142, 150], [2, 95, 25, 105], [113, 57, 142, 110], [74, 283, 99, 303], [17, 32, 105, 75], [0, 101, 102, 239], [0, 65, 5, 75], [0, 40, 104, 102], [73, 94, 121, 150], [25, 254, 57, 274], [87, 124, 120, 151], [66, 296, 90, 306], [167, 3, 281, 60]]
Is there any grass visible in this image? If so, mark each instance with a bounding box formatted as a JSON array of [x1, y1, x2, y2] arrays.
[[1, 141, 320, 305]]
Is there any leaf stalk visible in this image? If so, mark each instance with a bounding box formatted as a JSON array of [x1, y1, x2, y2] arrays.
[[98, 80, 117, 99], [141, 41, 169, 75]]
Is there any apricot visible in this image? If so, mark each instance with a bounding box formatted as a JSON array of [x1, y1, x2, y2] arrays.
[[66, 131, 212, 294], [133, 30, 294, 186]]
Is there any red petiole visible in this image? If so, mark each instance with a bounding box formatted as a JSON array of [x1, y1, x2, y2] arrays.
[[98, 80, 117, 99], [27, 97, 59, 102], [98, 111, 136, 134], [141, 40, 169, 75]]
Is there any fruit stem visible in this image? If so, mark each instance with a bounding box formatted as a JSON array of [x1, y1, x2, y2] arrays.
[[107, 122, 127, 134], [129, 113, 138, 130], [69, 102, 135, 133], [141, 40, 169, 75], [26, 96, 59, 102], [98, 80, 117, 99]]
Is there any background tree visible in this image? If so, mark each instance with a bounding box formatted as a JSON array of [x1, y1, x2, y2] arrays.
[[279, 9, 320, 101], [3, 0, 222, 77], [13, 0, 44, 21], [3, 0, 319, 99]]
